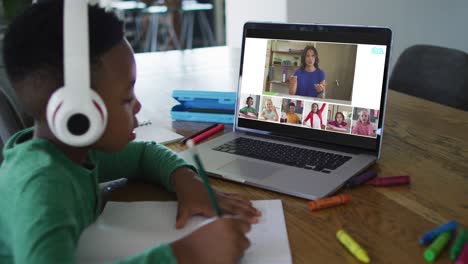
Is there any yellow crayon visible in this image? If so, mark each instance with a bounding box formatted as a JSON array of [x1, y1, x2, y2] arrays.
[[336, 229, 370, 263]]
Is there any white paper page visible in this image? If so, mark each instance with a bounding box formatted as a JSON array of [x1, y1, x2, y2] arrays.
[[134, 123, 184, 145], [76, 200, 291, 264]]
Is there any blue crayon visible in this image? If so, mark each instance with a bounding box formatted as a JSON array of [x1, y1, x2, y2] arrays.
[[419, 220, 458, 245], [346, 171, 377, 188]]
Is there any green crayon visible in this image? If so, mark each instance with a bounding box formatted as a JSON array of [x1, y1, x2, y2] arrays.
[[450, 229, 468, 260], [424, 232, 451, 262]]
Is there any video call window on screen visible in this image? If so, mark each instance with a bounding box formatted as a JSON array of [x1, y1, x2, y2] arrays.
[[262, 39, 358, 105], [238, 37, 387, 140]]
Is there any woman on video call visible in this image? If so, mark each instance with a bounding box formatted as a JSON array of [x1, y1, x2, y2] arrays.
[[288, 46, 326, 98]]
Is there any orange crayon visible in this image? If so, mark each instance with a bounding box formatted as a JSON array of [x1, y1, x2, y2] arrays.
[[307, 194, 352, 211]]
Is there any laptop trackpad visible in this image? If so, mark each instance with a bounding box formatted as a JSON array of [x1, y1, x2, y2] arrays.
[[217, 159, 278, 180]]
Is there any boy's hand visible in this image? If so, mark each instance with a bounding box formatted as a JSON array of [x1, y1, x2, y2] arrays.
[[170, 217, 251, 264], [170, 168, 261, 229]]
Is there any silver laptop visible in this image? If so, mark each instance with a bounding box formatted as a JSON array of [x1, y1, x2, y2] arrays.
[[180, 22, 392, 200]]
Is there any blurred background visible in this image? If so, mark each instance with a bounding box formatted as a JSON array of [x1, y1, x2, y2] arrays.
[[97, 0, 225, 52], [1, 0, 467, 112], [1, 0, 225, 53], [2, 0, 467, 72], [0, 0, 225, 109]]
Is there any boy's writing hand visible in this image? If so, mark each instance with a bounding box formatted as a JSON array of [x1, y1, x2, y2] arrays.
[[170, 217, 251, 264], [171, 168, 261, 229]]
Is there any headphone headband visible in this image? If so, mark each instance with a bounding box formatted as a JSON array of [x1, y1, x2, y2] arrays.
[[64, 0, 90, 97], [46, 0, 108, 147]]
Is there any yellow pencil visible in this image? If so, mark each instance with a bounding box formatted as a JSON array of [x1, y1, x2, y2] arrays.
[[336, 229, 370, 263]]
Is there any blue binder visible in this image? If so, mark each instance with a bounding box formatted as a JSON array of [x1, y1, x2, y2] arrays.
[[171, 90, 237, 123]]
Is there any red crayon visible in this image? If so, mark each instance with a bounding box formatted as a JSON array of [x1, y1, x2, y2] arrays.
[[366, 176, 410, 186], [181, 123, 219, 144], [191, 124, 225, 144]]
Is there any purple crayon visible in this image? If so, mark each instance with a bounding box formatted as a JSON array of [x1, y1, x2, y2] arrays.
[[366, 175, 410, 186], [346, 171, 378, 188]]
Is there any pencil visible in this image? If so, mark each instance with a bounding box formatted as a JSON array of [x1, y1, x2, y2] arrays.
[[181, 123, 219, 144], [186, 140, 222, 216]]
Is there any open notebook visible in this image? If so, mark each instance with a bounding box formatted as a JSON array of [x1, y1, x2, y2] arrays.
[[134, 120, 184, 145], [76, 200, 292, 264]]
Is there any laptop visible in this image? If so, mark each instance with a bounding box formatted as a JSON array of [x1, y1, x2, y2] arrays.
[[180, 22, 392, 200]]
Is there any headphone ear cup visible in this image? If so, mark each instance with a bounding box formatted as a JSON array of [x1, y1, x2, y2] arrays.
[[46, 87, 108, 147], [89, 89, 108, 130]]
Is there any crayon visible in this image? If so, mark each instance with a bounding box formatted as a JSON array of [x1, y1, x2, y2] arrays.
[[419, 220, 458, 245], [451, 229, 468, 260], [181, 123, 220, 144], [307, 194, 351, 211], [455, 244, 468, 264], [346, 171, 377, 188], [191, 124, 225, 144], [366, 175, 410, 186], [336, 229, 370, 263], [424, 232, 451, 262]]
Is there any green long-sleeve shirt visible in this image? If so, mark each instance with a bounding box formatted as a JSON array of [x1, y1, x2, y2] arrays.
[[0, 128, 192, 263]]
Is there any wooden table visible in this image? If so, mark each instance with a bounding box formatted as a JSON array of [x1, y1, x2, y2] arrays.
[[112, 46, 468, 263]]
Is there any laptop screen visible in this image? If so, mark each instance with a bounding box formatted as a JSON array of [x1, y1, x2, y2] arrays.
[[236, 23, 392, 152]]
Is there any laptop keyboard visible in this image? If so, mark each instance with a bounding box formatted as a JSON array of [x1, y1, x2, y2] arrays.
[[212, 137, 352, 173]]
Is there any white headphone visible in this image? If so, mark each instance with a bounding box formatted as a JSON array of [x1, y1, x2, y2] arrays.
[[46, 0, 108, 147]]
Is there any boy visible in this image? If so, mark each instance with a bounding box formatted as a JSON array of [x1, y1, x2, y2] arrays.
[[0, 2, 260, 263], [239, 96, 258, 118], [286, 103, 301, 124]]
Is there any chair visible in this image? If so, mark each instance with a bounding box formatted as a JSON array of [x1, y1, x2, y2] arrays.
[[142, 4, 180, 52], [389, 45, 468, 111], [179, 1, 215, 49], [112, 2, 180, 52], [109, 1, 147, 52], [0, 87, 26, 163]]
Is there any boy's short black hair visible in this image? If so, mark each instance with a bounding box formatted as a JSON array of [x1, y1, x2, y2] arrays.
[[2, 1, 124, 118]]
